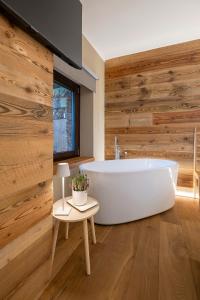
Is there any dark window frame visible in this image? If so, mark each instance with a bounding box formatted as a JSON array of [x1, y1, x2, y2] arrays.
[[53, 70, 80, 162]]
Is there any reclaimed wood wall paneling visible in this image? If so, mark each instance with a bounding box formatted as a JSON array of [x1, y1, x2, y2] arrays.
[[0, 15, 53, 298], [105, 40, 200, 187]]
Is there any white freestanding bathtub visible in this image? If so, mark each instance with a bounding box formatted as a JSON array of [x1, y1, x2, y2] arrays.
[[80, 159, 179, 225]]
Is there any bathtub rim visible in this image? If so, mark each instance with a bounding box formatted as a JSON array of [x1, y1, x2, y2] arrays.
[[80, 158, 179, 175]]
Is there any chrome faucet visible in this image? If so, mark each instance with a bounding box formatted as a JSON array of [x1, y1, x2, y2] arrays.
[[114, 136, 121, 159]]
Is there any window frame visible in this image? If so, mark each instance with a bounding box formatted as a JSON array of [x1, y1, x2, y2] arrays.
[[53, 70, 80, 162]]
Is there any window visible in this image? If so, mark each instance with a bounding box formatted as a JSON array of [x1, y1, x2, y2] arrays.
[[53, 71, 80, 161]]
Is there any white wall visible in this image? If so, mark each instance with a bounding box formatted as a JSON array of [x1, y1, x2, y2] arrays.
[[82, 36, 105, 161], [80, 86, 93, 157]]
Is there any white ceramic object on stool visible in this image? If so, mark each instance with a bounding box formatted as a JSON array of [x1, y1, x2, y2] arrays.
[[72, 190, 88, 206]]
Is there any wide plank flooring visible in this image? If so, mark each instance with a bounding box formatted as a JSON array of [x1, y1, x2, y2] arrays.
[[41, 197, 200, 300]]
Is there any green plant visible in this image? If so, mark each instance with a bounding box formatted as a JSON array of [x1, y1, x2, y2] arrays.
[[72, 173, 89, 192]]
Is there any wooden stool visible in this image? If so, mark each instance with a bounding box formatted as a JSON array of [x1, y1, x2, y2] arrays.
[[193, 127, 200, 205], [193, 171, 200, 202], [51, 197, 99, 275]]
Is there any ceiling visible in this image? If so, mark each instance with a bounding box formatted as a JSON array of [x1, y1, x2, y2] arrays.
[[81, 0, 200, 60]]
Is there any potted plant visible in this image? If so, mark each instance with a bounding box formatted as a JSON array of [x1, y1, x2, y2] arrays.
[[71, 173, 89, 206]]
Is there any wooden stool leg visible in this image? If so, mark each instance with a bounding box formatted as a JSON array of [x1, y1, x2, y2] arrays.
[[83, 219, 91, 275], [90, 216, 96, 244], [194, 176, 196, 198], [50, 219, 60, 276], [198, 176, 200, 207], [196, 177, 199, 199], [65, 222, 69, 239], [196, 176, 199, 199]]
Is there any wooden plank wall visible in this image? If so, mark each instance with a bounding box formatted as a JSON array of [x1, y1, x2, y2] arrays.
[[0, 15, 53, 299], [105, 40, 200, 188]]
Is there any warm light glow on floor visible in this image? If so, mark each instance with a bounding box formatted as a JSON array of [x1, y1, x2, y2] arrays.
[[176, 189, 196, 199]]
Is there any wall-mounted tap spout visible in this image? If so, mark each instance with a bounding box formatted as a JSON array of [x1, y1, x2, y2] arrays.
[[114, 136, 121, 159]]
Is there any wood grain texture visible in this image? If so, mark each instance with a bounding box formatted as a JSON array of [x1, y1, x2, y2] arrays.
[[0, 230, 52, 300], [0, 16, 52, 106], [105, 40, 200, 187], [40, 197, 200, 300], [0, 15, 53, 299], [0, 215, 52, 270], [106, 40, 200, 78], [0, 181, 52, 248], [159, 222, 197, 300]]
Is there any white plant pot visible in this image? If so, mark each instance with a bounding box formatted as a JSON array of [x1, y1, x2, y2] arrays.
[[72, 190, 88, 206]]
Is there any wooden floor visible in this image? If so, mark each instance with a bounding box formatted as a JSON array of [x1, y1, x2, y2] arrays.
[[41, 197, 200, 300]]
